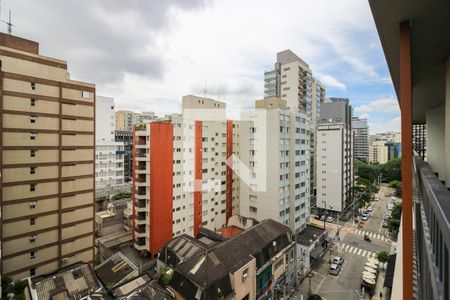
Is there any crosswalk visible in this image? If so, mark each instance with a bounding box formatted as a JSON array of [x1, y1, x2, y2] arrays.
[[335, 242, 377, 258], [354, 229, 390, 242]]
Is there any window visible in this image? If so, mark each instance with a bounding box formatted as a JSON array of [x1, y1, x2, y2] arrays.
[[30, 167, 36, 174], [30, 116, 36, 123], [30, 150, 36, 157], [242, 268, 249, 282], [30, 251, 36, 259], [30, 218, 36, 225], [29, 235, 36, 243], [31, 82, 36, 90], [82, 91, 90, 98], [249, 206, 257, 213], [29, 201, 36, 209], [30, 98, 36, 106], [30, 268, 36, 276], [30, 184, 36, 192], [30, 132, 37, 140]]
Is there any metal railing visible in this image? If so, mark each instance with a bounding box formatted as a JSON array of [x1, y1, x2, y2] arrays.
[[413, 155, 450, 300]]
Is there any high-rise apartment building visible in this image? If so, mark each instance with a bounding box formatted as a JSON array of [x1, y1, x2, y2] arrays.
[[95, 96, 115, 142], [0, 33, 95, 279], [116, 110, 156, 131], [95, 96, 126, 197], [115, 130, 133, 182], [369, 140, 389, 164], [352, 116, 369, 163], [316, 98, 353, 215], [239, 98, 311, 233], [132, 95, 238, 256], [264, 50, 325, 211]]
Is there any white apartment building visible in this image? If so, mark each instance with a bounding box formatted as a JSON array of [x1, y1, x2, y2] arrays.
[[132, 96, 239, 257], [95, 141, 125, 190], [96, 96, 116, 142], [264, 50, 325, 210], [95, 96, 126, 196], [239, 98, 311, 234], [316, 98, 353, 215]]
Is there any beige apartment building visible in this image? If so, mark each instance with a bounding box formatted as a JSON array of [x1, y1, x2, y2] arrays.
[[0, 33, 95, 279]]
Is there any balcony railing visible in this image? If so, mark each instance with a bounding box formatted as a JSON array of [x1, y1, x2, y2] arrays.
[[413, 155, 450, 300]]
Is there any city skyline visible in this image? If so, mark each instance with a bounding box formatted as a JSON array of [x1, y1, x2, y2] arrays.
[[4, 0, 398, 134]]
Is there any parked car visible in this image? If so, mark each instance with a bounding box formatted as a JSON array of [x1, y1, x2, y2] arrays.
[[387, 203, 394, 210], [362, 214, 369, 221], [384, 213, 391, 221], [326, 216, 335, 223], [329, 263, 342, 275], [382, 220, 389, 228], [333, 256, 344, 265], [315, 215, 321, 220], [366, 207, 373, 213]]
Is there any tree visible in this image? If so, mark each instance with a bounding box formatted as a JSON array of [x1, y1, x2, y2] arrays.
[[381, 158, 402, 182], [355, 160, 380, 182], [377, 251, 389, 264], [389, 180, 402, 197], [2, 276, 12, 298], [389, 203, 402, 238], [158, 267, 172, 287]]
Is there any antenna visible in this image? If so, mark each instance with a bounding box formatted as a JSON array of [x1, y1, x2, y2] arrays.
[[0, 5, 14, 35]]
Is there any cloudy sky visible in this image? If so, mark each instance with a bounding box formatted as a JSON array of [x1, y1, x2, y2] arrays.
[[5, 0, 399, 133]]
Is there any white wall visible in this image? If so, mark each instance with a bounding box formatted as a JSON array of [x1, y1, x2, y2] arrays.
[[317, 125, 343, 212], [426, 105, 445, 181], [96, 96, 115, 142]]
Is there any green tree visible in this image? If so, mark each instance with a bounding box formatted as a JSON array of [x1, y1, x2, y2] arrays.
[[389, 180, 402, 197], [355, 160, 380, 182], [158, 267, 172, 287], [377, 251, 389, 264], [2, 276, 13, 298], [381, 157, 402, 182], [389, 203, 402, 238]]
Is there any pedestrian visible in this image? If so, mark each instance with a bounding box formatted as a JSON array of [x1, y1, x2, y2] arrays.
[[380, 291, 383, 299]]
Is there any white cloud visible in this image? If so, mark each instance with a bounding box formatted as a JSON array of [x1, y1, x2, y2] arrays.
[[370, 117, 401, 134], [8, 0, 385, 114], [316, 74, 346, 91], [358, 113, 370, 119], [354, 96, 399, 114]]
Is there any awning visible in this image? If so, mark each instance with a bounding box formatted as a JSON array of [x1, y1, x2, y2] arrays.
[[310, 245, 325, 260], [384, 254, 397, 288]]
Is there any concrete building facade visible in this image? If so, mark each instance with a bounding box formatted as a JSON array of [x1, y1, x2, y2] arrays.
[[352, 116, 369, 163], [263, 50, 325, 211], [132, 95, 238, 256], [115, 130, 133, 182], [239, 98, 311, 233], [0, 33, 95, 279], [316, 98, 353, 215], [95, 96, 115, 142]]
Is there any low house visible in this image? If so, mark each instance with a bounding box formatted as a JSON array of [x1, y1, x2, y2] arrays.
[[296, 225, 328, 277], [112, 274, 175, 299], [160, 219, 296, 300], [94, 252, 138, 290], [28, 263, 104, 300]]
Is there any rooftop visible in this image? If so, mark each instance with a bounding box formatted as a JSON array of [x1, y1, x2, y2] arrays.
[[296, 225, 327, 247], [30, 263, 102, 300], [94, 252, 138, 289]]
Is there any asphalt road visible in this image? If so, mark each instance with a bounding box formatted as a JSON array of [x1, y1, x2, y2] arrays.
[[292, 187, 394, 300]]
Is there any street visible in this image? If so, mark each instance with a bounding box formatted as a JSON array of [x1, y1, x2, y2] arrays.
[[292, 186, 395, 300]]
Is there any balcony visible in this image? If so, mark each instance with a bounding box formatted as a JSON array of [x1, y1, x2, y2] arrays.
[[134, 239, 147, 251], [134, 225, 146, 237], [135, 151, 147, 161], [413, 155, 450, 300], [135, 213, 146, 225], [135, 175, 147, 187], [135, 199, 146, 212]]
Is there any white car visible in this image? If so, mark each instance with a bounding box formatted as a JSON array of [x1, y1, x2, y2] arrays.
[[326, 216, 335, 223], [333, 256, 344, 265], [387, 203, 394, 210], [329, 263, 342, 275], [362, 214, 369, 221], [366, 207, 373, 213]]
